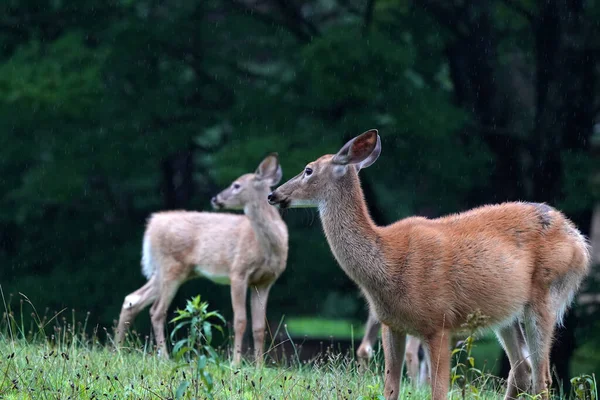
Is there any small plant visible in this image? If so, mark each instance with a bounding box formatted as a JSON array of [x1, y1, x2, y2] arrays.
[[571, 374, 597, 400], [451, 310, 492, 399], [170, 295, 226, 400], [357, 383, 386, 400]]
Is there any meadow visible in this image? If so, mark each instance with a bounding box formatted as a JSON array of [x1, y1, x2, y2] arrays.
[[0, 295, 596, 400]]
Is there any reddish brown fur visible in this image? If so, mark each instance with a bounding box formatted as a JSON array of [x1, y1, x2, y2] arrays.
[[269, 130, 590, 400]]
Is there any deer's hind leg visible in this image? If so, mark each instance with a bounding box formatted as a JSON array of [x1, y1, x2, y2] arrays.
[[150, 268, 185, 358], [522, 299, 556, 399], [405, 335, 421, 386], [357, 310, 381, 368], [116, 275, 158, 346], [495, 320, 532, 399]]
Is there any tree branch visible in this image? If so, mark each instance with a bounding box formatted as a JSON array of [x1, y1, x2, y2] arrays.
[[227, 0, 312, 43], [223, 60, 285, 83], [273, 0, 320, 38], [336, 0, 362, 16], [499, 0, 535, 23], [362, 0, 376, 36], [157, 40, 236, 110], [415, 0, 468, 39], [0, 19, 28, 36]]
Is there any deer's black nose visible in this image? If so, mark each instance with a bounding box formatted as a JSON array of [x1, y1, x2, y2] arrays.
[[211, 196, 217, 204], [267, 192, 274, 202]]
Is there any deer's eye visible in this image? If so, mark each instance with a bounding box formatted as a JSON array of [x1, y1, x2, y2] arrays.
[[233, 183, 241, 189], [304, 167, 313, 176]]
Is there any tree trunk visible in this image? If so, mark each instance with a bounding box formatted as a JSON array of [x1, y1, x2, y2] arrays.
[[161, 145, 196, 209]]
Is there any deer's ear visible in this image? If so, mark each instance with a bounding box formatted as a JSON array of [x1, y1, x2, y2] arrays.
[[332, 129, 380, 169], [256, 153, 283, 186], [355, 133, 381, 171]]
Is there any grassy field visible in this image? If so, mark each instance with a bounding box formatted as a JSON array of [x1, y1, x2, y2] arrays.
[[0, 338, 517, 400], [0, 299, 596, 399]]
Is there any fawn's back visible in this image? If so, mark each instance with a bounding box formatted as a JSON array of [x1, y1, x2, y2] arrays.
[[143, 211, 264, 281]]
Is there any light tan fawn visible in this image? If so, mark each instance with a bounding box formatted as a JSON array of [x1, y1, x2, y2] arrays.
[[357, 310, 430, 387], [116, 154, 288, 365], [268, 130, 590, 400]]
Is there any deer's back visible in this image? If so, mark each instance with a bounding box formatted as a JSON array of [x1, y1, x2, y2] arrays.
[[146, 211, 258, 278], [377, 202, 589, 333]]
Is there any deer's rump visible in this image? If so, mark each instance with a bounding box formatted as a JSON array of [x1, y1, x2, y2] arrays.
[[378, 202, 590, 334]]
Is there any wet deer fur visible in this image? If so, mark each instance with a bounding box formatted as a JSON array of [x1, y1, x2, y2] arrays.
[[267, 130, 590, 400], [116, 154, 288, 365]]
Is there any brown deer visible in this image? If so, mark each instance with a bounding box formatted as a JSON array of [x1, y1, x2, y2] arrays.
[[357, 310, 429, 387], [268, 130, 590, 400], [116, 154, 288, 365]]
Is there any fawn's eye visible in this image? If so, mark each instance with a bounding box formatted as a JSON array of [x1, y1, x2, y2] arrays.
[[233, 183, 241, 189], [304, 167, 313, 176]]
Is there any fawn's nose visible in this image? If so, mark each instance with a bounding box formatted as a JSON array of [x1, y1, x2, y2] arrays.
[[267, 192, 275, 203], [211, 196, 217, 204]]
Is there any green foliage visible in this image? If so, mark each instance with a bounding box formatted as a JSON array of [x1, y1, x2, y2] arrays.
[[170, 295, 225, 400], [0, 302, 592, 399], [285, 316, 365, 339], [450, 311, 500, 399], [560, 151, 600, 213], [0, 33, 106, 117], [357, 383, 386, 400], [571, 374, 598, 400], [299, 29, 414, 108], [451, 335, 495, 399], [0, 1, 596, 370]]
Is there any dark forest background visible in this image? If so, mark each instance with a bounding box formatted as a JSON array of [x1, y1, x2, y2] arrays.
[[0, 0, 599, 385]]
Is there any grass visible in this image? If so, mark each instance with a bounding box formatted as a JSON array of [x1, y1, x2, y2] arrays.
[[0, 338, 417, 400], [285, 317, 366, 339], [0, 338, 516, 400], [0, 295, 596, 399]]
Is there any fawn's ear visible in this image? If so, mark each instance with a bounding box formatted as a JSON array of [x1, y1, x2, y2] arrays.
[[255, 153, 283, 186], [331, 129, 381, 171]]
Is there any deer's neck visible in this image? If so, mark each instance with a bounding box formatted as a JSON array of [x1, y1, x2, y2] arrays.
[[318, 172, 390, 293], [244, 199, 288, 261]]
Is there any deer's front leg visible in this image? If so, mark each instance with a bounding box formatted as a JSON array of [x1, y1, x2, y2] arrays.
[[424, 330, 451, 400], [250, 284, 272, 366], [382, 324, 406, 400], [230, 275, 249, 366]]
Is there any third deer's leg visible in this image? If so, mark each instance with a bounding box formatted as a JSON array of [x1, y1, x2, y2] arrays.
[[357, 310, 381, 366], [424, 330, 451, 400], [495, 320, 532, 399], [230, 275, 249, 366], [150, 275, 183, 358], [523, 300, 556, 399], [404, 335, 421, 386], [116, 276, 158, 346], [382, 324, 407, 400], [419, 344, 431, 387], [250, 283, 272, 366]]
